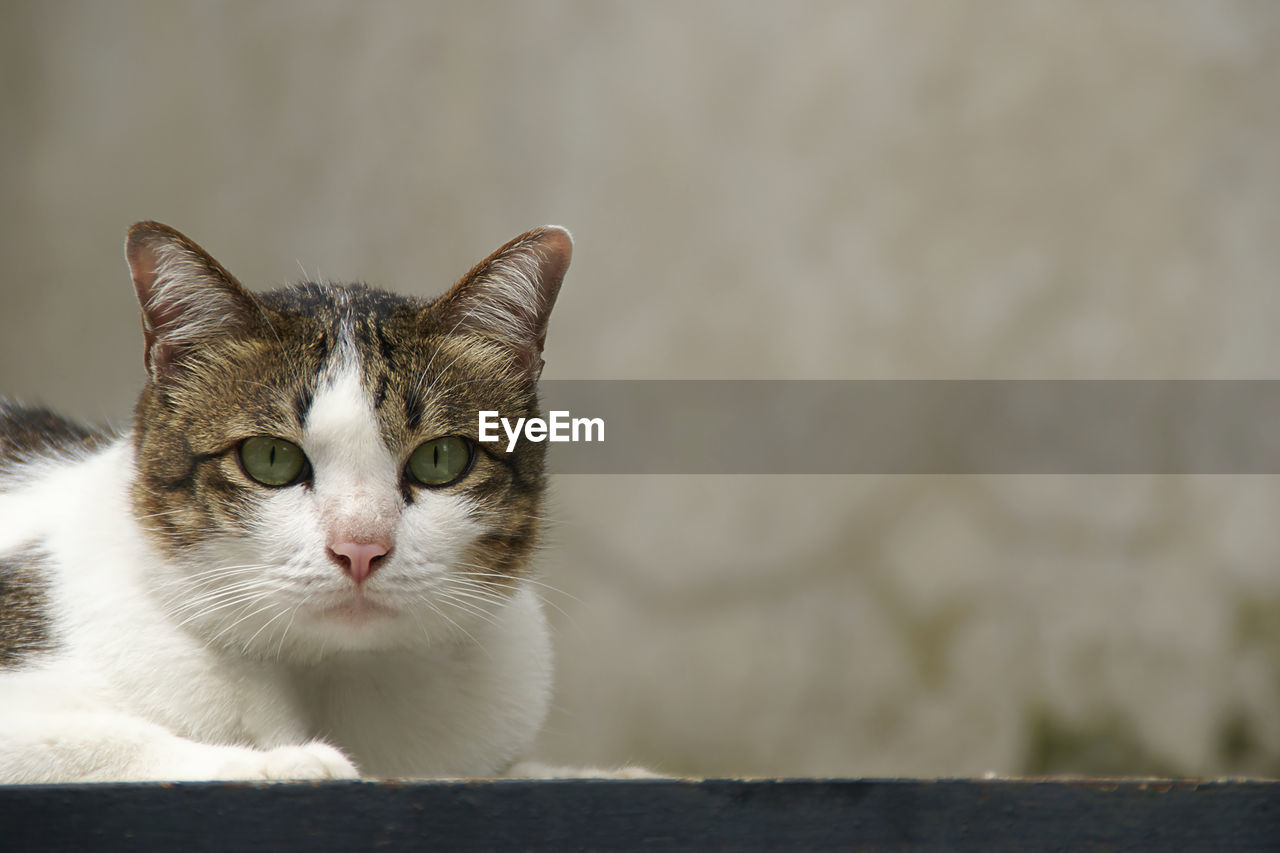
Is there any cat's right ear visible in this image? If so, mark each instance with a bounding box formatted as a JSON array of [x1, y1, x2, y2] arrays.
[[438, 226, 573, 379], [125, 222, 260, 381]]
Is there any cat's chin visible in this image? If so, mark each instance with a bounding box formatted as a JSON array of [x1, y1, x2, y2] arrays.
[[309, 594, 397, 627]]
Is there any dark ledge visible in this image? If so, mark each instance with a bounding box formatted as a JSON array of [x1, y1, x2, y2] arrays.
[[1, 777, 1276, 852]]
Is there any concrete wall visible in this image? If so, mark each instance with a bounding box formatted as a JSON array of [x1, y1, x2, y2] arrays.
[[4, 1, 1280, 777]]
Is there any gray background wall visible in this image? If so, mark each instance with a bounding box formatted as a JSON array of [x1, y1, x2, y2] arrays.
[[4, 1, 1280, 777]]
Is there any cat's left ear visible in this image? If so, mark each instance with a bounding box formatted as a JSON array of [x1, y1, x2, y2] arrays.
[[125, 222, 261, 382], [440, 226, 572, 377]]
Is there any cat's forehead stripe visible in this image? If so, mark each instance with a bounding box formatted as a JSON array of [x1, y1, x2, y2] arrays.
[[273, 284, 421, 405], [305, 350, 392, 472]]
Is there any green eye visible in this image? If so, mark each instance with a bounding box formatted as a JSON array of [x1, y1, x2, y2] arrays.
[[238, 436, 307, 487], [407, 436, 472, 486]]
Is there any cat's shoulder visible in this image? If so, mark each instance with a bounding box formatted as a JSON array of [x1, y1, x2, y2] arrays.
[[0, 400, 115, 482]]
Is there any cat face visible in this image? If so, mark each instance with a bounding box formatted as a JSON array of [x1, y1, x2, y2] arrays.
[[124, 223, 570, 660]]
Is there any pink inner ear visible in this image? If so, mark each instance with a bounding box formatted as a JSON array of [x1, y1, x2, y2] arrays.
[[123, 222, 259, 379], [441, 226, 573, 373], [126, 245, 158, 294], [125, 240, 166, 374]]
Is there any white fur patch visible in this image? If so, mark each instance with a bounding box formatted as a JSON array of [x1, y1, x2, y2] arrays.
[[304, 351, 400, 534]]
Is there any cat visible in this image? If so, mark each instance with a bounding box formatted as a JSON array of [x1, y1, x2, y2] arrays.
[[0, 221, 571, 782]]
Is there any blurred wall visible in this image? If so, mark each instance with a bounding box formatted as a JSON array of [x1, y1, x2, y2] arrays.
[[3, 1, 1280, 777]]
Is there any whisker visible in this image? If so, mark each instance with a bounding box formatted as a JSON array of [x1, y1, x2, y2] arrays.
[[161, 575, 280, 608], [432, 591, 501, 627], [241, 604, 292, 655], [172, 590, 276, 628], [410, 591, 490, 658], [274, 602, 304, 662], [439, 584, 513, 608], [207, 602, 281, 647], [454, 564, 584, 606], [450, 566, 579, 628], [414, 310, 478, 400], [164, 571, 277, 594], [166, 581, 276, 613], [436, 584, 524, 618], [405, 604, 433, 651], [153, 562, 276, 588]]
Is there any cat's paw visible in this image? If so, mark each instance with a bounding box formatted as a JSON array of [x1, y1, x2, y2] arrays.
[[211, 741, 359, 781], [258, 741, 360, 780]]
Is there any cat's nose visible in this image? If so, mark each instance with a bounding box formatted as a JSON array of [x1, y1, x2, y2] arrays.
[[329, 540, 390, 585]]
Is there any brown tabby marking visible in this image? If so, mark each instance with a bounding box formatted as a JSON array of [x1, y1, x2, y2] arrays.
[[0, 403, 111, 489], [0, 545, 55, 668]]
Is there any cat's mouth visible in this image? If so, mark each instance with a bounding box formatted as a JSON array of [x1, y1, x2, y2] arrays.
[[311, 593, 397, 626]]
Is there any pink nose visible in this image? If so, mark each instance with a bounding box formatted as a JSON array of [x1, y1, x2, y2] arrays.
[[330, 540, 390, 585]]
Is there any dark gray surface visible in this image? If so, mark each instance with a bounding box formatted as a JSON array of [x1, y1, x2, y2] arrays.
[[1, 778, 1276, 852]]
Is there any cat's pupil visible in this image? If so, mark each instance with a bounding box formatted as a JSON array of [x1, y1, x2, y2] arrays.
[[238, 436, 306, 487], [406, 436, 471, 487]]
